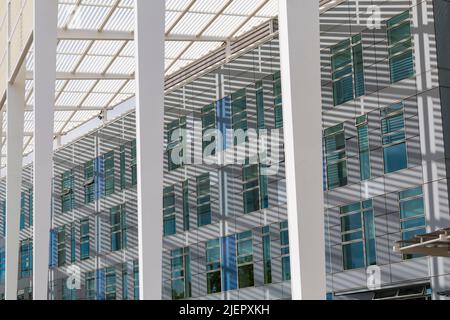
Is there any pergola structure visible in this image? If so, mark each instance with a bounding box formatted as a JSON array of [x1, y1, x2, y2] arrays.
[[0, 0, 342, 300], [394, 229, 450, 258]]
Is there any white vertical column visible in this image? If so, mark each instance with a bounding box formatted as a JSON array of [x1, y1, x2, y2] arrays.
[[0, 109, 3, 177], [5, 63, 26, 301], [32, 0, 57, 300], [134, 0, 165, 300], [278, 0, 326, 300]]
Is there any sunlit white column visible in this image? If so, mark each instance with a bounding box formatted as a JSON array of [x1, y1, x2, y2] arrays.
[[0, 109, 3, 179], [278, 0, 326, 300], [32, 0, 58, 300], [5, 63, 26, 301], [134, 0, 165, 300]]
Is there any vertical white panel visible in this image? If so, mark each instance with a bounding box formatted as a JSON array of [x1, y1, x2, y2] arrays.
[[5, 64, 26, 301], [33, 0, 57, 300], [278, 0, 326, 300], [134, 0, 165, 300]]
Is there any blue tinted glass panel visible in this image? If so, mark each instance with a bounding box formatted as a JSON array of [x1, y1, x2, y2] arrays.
[[384, 143, 407, 173]]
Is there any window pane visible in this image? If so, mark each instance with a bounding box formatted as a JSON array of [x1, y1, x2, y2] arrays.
[[331, 49, 351, 70], [402, 228, 426, 241], [243, 189, 260, 214], [364, 210, 377, 266], [353, 44, 365, 97], [399, 186, 423, 200], [342, 231, 363, 242], [401, 217, 426, 230], [343, 242, 365, 270], [281, 256, 291, 281], [262, 233, 272, 285], [390, 50, 414, 83], [384, 143, 407, 173], [388, 22, 411, 45], [341, 213, 362, 232], [171, 279, 185, 300], [382, 114, 405, 135], [333, 75, 354, 106], [326, 132, 346, 153], [164, 216, 176, 236], [238, 264, 254, 289], [327, 161, 348, 189], [280, 230, 289, 246], [400, 198, 424, 219], [207, 271, 221, 294]]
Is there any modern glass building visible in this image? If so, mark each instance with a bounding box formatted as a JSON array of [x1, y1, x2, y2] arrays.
[[0, 0, 449, 301]]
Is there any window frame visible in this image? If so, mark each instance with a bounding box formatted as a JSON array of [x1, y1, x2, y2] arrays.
[[340, 200, 377, 270], [57, 227, 66, 267], [103, 151, 115, 197], [237, 231, 254, 289], [280, 221, 291, 281], [61, 169, 74, 213], [381, 103, 408, 174], [206, 238, 222, 294], [399, 186, 426, 260], [80, 219, 90, 260], [170, 247, 192, 300], [324, 124, 348, 190], [163, 186, 176, 236], [83, 160, 95, 204], [110, 204, 127, 252], [386, 11, 414, 83], [331, 34, 366, 106], [197, 174, 212, 227]]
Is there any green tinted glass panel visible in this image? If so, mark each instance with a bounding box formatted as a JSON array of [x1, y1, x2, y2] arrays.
[[341, 213, 363, 232], [400, 197, 424, 219], [343, 241, 365, 270]]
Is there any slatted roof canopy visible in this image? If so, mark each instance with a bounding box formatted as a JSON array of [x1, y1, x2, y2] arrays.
[[1, 0, 343, 167]]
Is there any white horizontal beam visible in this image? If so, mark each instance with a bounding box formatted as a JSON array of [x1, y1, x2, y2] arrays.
[[26, 71, 133, 80], [57, 29, 134, 41], [2, 132, 33, 136], [57, 29, 228, 42], [24, 105, 106, 111]]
